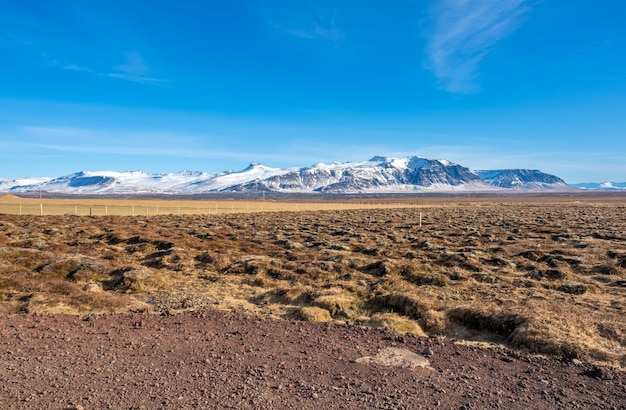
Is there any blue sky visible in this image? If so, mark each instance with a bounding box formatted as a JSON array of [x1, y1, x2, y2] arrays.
[[1, 0, 625, 183]]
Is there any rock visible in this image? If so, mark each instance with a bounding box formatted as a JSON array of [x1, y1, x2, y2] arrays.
[[472, 273, 498, 284], [337, 308, 355, 319], [422, 347, 433, 357], [585, 366, 614, 380], [449, 271, 464, 281], [571, 358, 582, 365], [557, 283, 586, 295], [356, 347, 430, 369], [285, 241, 304, 250], [545, 269, 566, 280], [360, 260, 397, 277]]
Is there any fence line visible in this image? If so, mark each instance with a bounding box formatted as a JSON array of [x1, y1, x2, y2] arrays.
[[0, 201, 427, 216]]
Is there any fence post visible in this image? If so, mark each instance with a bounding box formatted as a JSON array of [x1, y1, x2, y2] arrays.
[[40, 204, 43, 216]]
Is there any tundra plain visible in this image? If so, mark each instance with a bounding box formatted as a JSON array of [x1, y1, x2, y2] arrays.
[[1, 194, 625, 368]]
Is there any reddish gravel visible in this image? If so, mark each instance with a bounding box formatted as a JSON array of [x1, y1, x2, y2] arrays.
[[1, 310, 624, 409]]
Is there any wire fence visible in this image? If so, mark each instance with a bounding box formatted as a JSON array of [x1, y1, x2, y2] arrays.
[[0, 200, 426, 216]]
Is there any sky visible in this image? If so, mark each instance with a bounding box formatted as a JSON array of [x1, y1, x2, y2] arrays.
[[1, 0, 625, 183]]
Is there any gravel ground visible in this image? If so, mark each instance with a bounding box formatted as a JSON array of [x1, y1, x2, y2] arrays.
[[1, 309, 624, 409]]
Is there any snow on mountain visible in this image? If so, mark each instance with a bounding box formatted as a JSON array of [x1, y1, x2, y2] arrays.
[[205, 163, 298, 192], [0, 156, 575, 195], [220, 156, 493, 193], [0, 177, 54, 192], [474, 169, 570, 190], [4, 171, 217, 195], [571, 182, 626, 190]]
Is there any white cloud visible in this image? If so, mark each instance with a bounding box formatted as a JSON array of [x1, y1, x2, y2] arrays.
[[425, 0, 529, 93]]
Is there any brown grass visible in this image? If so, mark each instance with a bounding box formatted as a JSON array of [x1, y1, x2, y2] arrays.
[[366, 313, 428, 336], [0, 196, 426, 216], [1, 194, 626, 366]]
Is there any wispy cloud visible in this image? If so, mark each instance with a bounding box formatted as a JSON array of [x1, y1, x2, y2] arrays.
[[114, 51, 146, 76], [15, 126, 323, 165], [271, 7, 345, 44], [108, 51, 168, 84], [62, 50, 168, 84], [62, 64, 94, 73], [1, 15, 166, 85], [0, 29, 25, 47], [282, 21, 344, 43], [425, 0, 529, 93], [20, 126, 195, 147], [3, 30, 165, 84], [7, 124, 626, 181]]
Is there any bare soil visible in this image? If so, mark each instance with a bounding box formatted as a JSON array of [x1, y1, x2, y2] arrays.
[[1, 309, 624, 409]]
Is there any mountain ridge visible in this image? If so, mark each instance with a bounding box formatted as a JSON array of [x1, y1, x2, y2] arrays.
[[0, 155, 575, 195]]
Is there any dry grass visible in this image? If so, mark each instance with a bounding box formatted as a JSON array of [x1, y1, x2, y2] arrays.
[[293, 306, 333, 322], [0, 195, 424, 216], [1, 194, 626, 367], [366, 313, 428, 336]]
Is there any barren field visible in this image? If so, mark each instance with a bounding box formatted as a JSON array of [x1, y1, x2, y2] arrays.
[[1, 195, 625, 407]]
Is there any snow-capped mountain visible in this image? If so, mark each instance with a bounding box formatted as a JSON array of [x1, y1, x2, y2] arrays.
[[473, 169, 569, 190], [0, 156, 573, 195], [0, 177, 55, 192], [225, 156, 490, 193], [570, 182, 626, 190]]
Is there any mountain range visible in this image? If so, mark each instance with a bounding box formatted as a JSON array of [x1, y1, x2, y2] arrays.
[[0, 155, 578, 196], [569, 182, 626, 190]]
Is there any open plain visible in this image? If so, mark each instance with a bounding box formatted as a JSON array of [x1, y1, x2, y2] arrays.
[[1, 194, 625, 408]]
